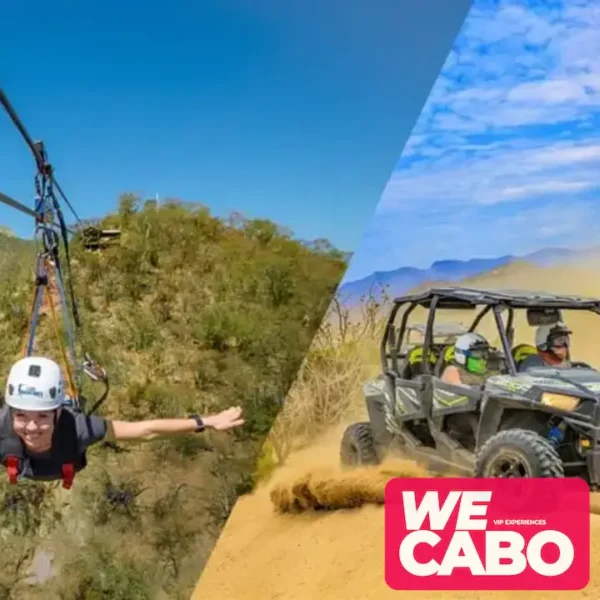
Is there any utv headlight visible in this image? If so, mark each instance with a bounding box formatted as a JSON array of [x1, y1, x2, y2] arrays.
[[540, 392, 580, 412]]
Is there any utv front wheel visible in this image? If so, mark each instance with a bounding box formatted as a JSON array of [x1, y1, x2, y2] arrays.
[[340, 422, 380, 468], [474, 429, 564, 478]]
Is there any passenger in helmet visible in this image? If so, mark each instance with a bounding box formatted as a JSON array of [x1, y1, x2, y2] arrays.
[[0, 356, 244, 486], [518, 322, 572, 372], [441, 332, 490, 387]]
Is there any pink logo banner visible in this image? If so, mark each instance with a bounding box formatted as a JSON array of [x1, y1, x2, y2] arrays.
[[385, 478, 590, 591]]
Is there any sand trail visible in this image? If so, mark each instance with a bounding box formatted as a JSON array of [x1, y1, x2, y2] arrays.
[[192, 424, 600, 600], [192, 263, 600, 600]]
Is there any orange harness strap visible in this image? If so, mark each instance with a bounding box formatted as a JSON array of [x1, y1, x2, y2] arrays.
[[44, 259, 78, 401]]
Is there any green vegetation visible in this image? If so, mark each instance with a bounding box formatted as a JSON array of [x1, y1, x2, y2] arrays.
[[0, 194, 347, 599]]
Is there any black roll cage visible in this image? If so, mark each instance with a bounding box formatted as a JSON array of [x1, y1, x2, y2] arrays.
[[381, 287, 600, 378]]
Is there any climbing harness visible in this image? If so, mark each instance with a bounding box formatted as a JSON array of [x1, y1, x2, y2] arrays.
[[0, 86, 112, 488], [23, 141, 86, 408], [0, 87, 109, 417]]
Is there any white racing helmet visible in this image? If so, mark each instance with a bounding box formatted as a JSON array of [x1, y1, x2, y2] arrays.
[[4, 356, 65, 411], [453, 332, 490, 375], [454, 332, 489, 364]]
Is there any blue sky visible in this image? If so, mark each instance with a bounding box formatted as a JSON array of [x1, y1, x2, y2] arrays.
[[0, 0, 470, 252], [345, 0, 600, 282]]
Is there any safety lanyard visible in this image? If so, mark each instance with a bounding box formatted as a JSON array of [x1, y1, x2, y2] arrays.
[[21, 172, 81, 404]]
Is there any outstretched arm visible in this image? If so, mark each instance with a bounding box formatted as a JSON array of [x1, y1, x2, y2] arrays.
[[107, 406, 244, 442]]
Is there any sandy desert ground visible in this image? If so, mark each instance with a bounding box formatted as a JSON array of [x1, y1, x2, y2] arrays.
[[191, 260, 600, 600]]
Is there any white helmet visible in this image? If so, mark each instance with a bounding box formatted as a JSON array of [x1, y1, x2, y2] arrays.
[[454, 332, 489, 367], [4, 356, 65, 411], [535, 321, 571, 352]]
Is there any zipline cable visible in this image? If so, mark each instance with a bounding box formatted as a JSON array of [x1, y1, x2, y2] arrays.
[[0, 87, 82, 226], [0, 85, 109, 414], [0, 87, 44, 170], [1, 86, 84, 333], [0, 189, 76, 233], [0, 190, 39, 220]]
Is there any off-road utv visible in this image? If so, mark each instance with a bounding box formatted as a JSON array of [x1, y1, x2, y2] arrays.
[[340, 287, 600, 489]]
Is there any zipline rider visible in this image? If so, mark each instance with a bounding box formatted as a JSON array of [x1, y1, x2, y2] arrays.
[[0, 356, 244, 489]]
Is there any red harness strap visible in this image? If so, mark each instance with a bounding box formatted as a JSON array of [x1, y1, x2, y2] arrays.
[[61, 463, 75, 489], [4, 456, 75, 488], [5, 456, 20, 484]]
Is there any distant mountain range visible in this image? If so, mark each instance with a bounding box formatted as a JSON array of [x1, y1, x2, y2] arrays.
[[338, 246, 600, 305]]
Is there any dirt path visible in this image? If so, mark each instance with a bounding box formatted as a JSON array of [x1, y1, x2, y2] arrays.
[[192, 424, 600, 600], [193, 264, 600, 599]]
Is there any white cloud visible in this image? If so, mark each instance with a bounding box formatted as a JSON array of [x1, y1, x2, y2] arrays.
[[347, 0, 600, 278], [401, 1, 600, 148], [496, 179, 596, 200], [507, 79, 587, 104], [531, 144, 600, 165], [377, 0, 600, 211], [376, 138, 600, 213]]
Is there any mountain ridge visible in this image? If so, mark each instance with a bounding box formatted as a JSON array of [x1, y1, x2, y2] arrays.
[[339, 246, 600, 303]]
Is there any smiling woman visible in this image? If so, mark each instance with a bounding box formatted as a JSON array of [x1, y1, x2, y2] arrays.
[[0, 356, 244, 488]]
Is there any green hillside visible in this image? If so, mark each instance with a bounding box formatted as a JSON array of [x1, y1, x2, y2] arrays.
[[0, 228, 34, 275], [0, 194, 347, 599]]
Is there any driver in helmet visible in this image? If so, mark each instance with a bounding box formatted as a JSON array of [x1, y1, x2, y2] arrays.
[[442, 333, 490, 386], [518, 322, 572, 371], [0, 356, 245, 486], [442, 332, 490, 387]]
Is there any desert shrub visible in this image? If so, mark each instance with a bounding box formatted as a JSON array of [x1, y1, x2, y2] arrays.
[[267, 286, 391, 463]]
